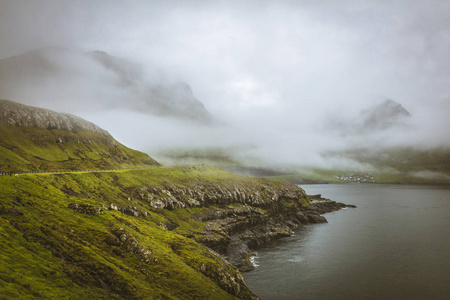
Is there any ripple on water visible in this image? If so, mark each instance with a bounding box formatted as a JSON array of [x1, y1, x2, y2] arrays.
[[287, 255, 304, 263]]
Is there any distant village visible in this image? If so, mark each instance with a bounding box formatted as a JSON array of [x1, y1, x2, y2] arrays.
[[334, 173, 375, 183]]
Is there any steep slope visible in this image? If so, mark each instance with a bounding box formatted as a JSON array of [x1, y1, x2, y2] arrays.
[[0, 99, 158, 172], [0, 165, 350, 299], [0, 47, 212, 122], [0, 167, 255, 299], [0, 101, 352, 299]]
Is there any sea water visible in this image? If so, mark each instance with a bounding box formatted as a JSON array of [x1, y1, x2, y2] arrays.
[[243, 184, 450, 299]]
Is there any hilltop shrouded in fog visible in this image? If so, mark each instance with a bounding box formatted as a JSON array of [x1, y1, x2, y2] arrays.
[[1, 0, 450, 177], [0, 47, 212, 122]]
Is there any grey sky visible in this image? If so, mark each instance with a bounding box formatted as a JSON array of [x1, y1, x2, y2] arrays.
[[1, 0, 450, 168]]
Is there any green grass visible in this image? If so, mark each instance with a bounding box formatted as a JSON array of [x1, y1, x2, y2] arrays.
[[0, 101, 311, 298], [0, 165, 306, 299], [0, 120, 158, 172]]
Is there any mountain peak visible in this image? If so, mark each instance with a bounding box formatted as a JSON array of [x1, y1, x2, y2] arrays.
[[361, 99, 410, 130], [0, 47, 213, 123]]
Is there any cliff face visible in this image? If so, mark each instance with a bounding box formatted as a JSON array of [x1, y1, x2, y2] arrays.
[[127, 171, 352, 271]]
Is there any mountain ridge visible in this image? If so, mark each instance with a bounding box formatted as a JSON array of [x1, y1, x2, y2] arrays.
[[361, 98, 410, 130], [0, 99, 110, 136], [0, 99, 159, 172], [0, 47, 213, 122]]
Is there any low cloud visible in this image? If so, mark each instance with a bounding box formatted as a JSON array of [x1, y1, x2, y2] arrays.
[[411, 171, 450, 180], [1, 0, 450, 171]]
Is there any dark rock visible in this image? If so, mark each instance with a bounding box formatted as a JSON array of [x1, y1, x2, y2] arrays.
[[67, 203, 103, 215], [104, 235, 121, 246], [193, 193, 354, 272], [118, 206, 147, 217], [198, 261, 247, 297], [295, 211, 308, 224], [110, 228, 154, 263], [160, 221, 179, 231], [306, 213, 327, 223]]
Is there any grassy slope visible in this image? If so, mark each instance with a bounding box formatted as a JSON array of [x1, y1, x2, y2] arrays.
[[0, 166, 303, 299], [0, 101, 313, 298], [0, 120, 158, 172]]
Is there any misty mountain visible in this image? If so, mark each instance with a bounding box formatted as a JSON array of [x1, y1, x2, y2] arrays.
[[328, 98, 411, 136], [361, 99, 410, 130], [0, 47, 212, 122]]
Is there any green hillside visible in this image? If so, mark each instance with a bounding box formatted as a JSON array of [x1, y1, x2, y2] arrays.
[[0, 164, 319, 299], [0, 100, 158, 172], [0, 100, 325, 299], [0, 166, 269, 299]]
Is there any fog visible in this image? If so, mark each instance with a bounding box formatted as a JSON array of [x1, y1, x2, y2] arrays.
[[1, 0, 450, 171]]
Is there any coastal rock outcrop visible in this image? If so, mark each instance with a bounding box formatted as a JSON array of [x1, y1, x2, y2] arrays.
[[132, 181, 307, 210], [128, 180, 354, 272], [196, 195, 352, 271], [68, 203, 103, 215]]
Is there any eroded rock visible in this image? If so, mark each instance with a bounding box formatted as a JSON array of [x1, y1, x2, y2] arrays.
[[67, 203, 103, 215]]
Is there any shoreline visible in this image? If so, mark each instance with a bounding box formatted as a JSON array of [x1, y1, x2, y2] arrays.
[[198, 194, 356, 273]]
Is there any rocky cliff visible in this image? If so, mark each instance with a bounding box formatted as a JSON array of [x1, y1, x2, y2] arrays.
[[123, 170, 354, 272]]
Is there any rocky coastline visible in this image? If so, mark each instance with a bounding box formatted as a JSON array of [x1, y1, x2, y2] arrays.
[[131, 177, 356, 273], [196, 193, 355, 272], [0, 166, 356, 299]]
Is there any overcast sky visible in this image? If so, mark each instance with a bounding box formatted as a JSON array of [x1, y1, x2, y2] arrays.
[[1, 0, 450, 169]]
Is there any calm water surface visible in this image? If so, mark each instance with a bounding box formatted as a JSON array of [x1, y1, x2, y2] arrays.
[[243, 184, 450, 300]]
